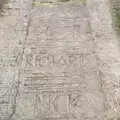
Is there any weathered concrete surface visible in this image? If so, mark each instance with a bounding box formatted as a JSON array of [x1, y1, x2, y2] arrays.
[[0, 0, 32, 119], [88, 0, 120, 119], [88, 1, 120, 118], [0, 0, 120, 120]]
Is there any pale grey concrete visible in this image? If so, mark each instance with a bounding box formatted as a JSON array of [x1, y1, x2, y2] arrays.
[[0, 0, 119, 120]]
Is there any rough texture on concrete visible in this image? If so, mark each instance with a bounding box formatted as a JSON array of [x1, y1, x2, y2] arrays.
[[0, 0, 120, 120]]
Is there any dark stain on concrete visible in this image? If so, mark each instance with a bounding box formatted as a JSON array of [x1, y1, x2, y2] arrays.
[[0, 0, 9, 16], [59, 0, 70, 2], [110, 0, 120, 36]]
